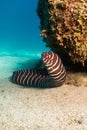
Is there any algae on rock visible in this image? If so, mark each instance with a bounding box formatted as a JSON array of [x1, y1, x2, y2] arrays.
[[37, 0, 87, 66]]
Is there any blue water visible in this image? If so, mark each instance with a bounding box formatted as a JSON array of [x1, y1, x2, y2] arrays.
[[0, 0, 49, 54], [0, 0, 50, 80]]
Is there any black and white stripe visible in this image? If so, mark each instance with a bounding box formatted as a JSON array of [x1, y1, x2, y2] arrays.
[[42, 52, 66, 87], [12, 51, 66, 88]]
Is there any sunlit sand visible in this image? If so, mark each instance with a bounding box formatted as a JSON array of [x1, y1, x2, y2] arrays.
[[0, 50, 87, 130]]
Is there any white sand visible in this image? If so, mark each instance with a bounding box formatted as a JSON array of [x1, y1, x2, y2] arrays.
[[0, 55, 40, 80], [0, 56, 87, 130]]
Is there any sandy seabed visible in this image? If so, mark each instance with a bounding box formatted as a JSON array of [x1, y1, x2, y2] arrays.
[[0, 56, 87, 130]]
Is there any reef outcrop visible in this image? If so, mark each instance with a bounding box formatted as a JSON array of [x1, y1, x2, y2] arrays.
[[37, 0, 87, 66]]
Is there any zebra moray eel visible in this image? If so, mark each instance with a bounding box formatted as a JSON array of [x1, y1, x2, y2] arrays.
[[12, 52, 66, 88]]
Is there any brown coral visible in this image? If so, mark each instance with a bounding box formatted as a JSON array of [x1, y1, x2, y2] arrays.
[[37, 0, 87, 66]]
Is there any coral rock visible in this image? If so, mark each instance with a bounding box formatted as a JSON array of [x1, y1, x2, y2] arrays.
[[37, 0, 87, 66]]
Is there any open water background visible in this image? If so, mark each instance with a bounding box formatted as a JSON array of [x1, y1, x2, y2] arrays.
[[0, 0, 49, 79]]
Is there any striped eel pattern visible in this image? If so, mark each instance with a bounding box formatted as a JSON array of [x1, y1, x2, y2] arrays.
[[12, 52, 66, 88]]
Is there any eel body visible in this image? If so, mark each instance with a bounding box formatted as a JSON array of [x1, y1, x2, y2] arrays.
[[12, 52, 66, 88]]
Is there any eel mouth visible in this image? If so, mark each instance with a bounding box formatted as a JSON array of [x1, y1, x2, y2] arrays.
[[42, 52, 53, 66], [42, 52, 49, 63]]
